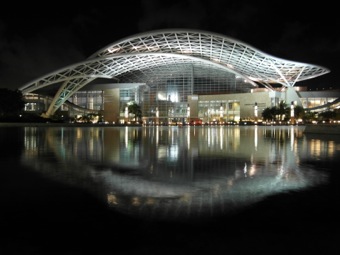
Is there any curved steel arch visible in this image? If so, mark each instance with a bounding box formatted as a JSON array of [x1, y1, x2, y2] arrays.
[[91, 29, 330, 86], [19, 29, 330, 117]]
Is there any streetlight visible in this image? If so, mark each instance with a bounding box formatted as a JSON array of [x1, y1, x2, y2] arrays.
[[254, 102, 258, 122], [290, 101, 295, 124]]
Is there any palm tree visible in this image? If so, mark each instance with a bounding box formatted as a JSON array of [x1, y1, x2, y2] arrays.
[[127, 102, 142, 122], [277, 100, 288, 121], [262, 107, 276, 122], [293, 105, 305, 120]]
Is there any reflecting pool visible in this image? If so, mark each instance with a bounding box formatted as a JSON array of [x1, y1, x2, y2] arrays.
[[6, 125, 337, 221]]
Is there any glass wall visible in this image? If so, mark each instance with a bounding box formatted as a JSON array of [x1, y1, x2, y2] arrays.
[[71, 91, 103, 110], [142, 74, 193, 124], [139, 64, 250, 123], [198, 100, 240, 123], [23, 93, 46, 112], [300, 97, 337, 109]]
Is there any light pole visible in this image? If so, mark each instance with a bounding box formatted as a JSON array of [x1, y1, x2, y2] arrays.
[[254, 102, 258, 123], [220, 103, 224, 122], [124, 106, 129, 123], [290, 101, 295, 124]]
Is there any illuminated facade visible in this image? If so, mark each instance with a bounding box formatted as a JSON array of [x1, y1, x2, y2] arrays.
[[19, 29, 337, 123]]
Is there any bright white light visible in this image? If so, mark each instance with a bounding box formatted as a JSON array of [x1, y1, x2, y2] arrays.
[[108, 47, 120, 53], [290, 103, 294, 117], [156, 107, 159, 118], [124, 107, 128, 118], [157, 92, 167, 101], [167, 92, 179, 102]]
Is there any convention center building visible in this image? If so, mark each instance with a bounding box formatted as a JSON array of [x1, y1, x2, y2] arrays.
[[19, 29, 340, 124]]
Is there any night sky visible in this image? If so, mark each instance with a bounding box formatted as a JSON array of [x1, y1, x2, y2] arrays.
[[1, 1, 339, 90]]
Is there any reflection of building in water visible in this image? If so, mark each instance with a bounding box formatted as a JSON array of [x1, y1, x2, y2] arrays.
[[19, 126, 333, 220], [22, 125, 336, 173], [22, 125, 335, 175], [299, 134, 338, 159]]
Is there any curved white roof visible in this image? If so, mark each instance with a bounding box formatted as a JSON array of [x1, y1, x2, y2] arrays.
[[91, 29, 330, 86], [19, 29, 330, 116]]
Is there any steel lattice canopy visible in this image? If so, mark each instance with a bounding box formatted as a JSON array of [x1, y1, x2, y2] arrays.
[[19, 29, 330, 116]]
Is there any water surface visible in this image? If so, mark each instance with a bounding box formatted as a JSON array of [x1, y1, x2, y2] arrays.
[[2, 124, 340, 254], [5, 125, 336, 220]]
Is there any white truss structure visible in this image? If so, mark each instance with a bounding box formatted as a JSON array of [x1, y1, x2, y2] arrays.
[[19, 29, 330, 117]]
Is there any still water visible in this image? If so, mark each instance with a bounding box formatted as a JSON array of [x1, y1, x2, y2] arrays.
[[3, 124, 338, 221]]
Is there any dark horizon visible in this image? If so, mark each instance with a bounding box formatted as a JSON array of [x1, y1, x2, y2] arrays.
[[1, 1, 339, 90]]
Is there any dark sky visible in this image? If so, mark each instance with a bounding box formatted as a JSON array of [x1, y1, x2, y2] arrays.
[[1, 0, 339, 90]]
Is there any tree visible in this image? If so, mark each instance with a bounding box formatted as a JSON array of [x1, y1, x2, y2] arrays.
[[319, 110, 336, 122], [262, 107, 276, 121], [293, 105, 305, 120], [0, 88, 25, 118], [277, 100, 289, 121], [127, 102, 142, 121], [304, 110, 316, 123]]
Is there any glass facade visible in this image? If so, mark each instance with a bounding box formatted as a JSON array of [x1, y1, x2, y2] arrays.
[[70, 91, 103, 111], [133, 64, 251, 123], [23, 93, 46, 112], [198, 100, 240, 123], [66, 65, 249, 123], [300, 97, 337, 109]]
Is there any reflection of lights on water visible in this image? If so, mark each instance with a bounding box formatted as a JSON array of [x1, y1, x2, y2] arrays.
[[99, 161, 327, 220], [107, 192, 118, 205], [309, 139, 336, 158], [179, 193, 192, 203], [290, 126, 295, 151], [213, 184, 221, 197], [254, 125, 258, 150], [125, 126, 128, 148], [249, 164, 256, 177], [132, 197, 141, 206], [168, 146, 178, 161], [243, 163, 247, 177], [187, 127, 190, 149], [21, 126, 334, 220], [220, 127, 223, 150], [328, 141, 335, 156], [146, 198, 155, 205]]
